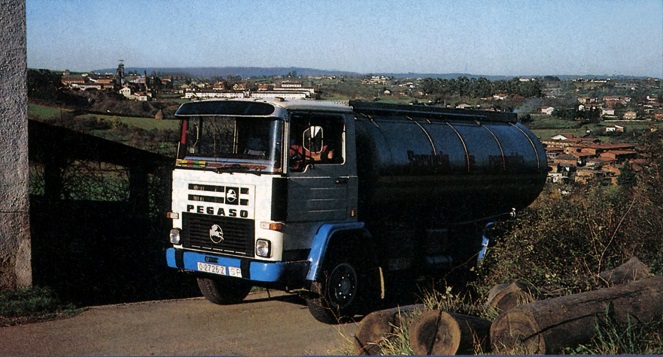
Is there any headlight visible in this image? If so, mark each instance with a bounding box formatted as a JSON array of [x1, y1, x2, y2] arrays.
[[169, 228, 181, 244], [256, 239, 271, 258]]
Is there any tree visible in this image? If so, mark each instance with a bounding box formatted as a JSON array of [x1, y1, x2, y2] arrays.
[[617, 161, 637, 188], [27, 69, 63, 101], [552, 108, 576, 120]]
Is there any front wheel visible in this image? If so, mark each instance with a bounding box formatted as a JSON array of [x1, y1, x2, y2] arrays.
[[197, 276, 252, 305], [307, 257, 377, 324]]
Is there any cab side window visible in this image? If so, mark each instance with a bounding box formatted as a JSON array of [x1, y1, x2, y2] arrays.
[[289, 113, 344, 171]]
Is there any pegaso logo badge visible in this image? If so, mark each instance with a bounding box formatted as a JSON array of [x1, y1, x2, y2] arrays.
[[209, 224, 224, 244], [226, 188, 238, 204]]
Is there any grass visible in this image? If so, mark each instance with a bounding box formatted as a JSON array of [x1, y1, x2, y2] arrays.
[[77, 113, 179, 131], [28, 102, 179, 131], [0, 287, 83, 326], [526, 116, 583, 130], [28, 102, 71, 120], [565, 315, 663, 355]]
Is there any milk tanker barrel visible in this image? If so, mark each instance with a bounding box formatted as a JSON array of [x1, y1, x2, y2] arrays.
[[350, 101, 548, 226]]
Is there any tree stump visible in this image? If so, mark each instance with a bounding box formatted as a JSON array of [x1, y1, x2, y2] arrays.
[[353, 305, 422, 355], [485, 282, 535, 312], [490, 276, 663, 354], [409, 310, 491, 355], [598, 256, 650, 286]]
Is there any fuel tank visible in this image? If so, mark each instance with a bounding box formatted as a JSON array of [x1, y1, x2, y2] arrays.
[[351, 102, 547, 226]]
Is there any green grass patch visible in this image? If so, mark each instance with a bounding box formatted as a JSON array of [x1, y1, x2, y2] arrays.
[[526, 116, 583, 130], [28, 103, 71, 120], [76, 113, 179, 131], [0, 287, 83, 326]]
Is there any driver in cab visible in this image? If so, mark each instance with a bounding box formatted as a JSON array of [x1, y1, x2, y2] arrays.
[[289, 126, 334, 171]]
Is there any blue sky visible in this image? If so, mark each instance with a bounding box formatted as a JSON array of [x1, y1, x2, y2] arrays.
[[27, 0, 663, 77]]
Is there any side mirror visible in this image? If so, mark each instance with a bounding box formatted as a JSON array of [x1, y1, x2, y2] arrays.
[[303, 126, 324, 153]]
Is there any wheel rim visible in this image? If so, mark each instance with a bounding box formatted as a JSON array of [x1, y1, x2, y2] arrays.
[[327, 262, 357, 308]]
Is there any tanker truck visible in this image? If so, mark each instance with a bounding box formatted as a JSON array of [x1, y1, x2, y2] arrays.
[[165, 98, 547, 323]]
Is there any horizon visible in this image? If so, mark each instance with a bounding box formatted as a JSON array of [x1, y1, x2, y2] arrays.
[[77, 65, 660, 80], [27, 0, 663, 79]]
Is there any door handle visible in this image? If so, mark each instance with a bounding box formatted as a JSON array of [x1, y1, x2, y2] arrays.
[[335, 176, 349, 184]]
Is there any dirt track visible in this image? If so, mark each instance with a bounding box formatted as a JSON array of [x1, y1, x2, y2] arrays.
[[0, 291, 357, 356]]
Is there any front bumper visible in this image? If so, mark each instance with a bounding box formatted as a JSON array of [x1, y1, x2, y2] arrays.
[[166, 248, 310, 286]]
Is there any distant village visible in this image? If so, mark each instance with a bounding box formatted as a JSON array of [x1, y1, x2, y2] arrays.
[[60, 62, 319, 102], [539, 81, 661, 186], [543, 135, 644, 185], [58, 63, 663, 187]]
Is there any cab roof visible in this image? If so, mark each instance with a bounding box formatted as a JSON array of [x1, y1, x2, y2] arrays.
[[174, 98, 352, 117]]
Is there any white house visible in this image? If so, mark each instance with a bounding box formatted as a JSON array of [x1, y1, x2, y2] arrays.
[[601, 108, 615, 117], [605, 125, 624, 133], [119, 86, 132, 98]]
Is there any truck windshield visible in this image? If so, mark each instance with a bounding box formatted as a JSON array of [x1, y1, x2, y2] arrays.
[[178, 116, 283, 173]]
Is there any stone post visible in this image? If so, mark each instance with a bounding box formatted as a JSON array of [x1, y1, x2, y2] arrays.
[[0, 0, 32, 289]]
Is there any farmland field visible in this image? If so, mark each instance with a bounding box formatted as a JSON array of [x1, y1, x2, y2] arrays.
[[28, 102, 179, 131], [28, 103, 70, 120], [76, 113, 179, 131]]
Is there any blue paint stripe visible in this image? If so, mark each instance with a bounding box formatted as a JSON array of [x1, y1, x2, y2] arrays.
[[166, 248, 304, 283]]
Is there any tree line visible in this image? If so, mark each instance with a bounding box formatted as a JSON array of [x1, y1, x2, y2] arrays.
[[420, 76, 543, 98]]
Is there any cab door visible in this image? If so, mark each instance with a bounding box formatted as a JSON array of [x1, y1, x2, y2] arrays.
[[286, 112, 354, 223]]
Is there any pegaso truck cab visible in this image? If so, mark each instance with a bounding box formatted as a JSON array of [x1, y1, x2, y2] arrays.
[[165, 98, 547, 323]]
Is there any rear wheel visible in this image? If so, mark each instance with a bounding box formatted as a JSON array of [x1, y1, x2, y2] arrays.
[[197, 276, 252, 305]]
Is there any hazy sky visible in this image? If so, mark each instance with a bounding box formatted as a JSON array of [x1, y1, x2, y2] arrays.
[[27, 0, 663, 77]]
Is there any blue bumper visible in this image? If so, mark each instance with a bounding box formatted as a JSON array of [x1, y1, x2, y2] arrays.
[[166, 248, 310, 284]]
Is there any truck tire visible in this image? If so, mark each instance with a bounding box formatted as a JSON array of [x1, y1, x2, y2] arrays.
[[196, 276, 252, 305], [307, 251, 378, 324]]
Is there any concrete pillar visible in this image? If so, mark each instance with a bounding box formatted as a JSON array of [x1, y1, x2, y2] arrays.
[[0, 0, 31, 289]]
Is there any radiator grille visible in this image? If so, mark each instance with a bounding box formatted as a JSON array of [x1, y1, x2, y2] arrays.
[[182, 213, 255, 257]]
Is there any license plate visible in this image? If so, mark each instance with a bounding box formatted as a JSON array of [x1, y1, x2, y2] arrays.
[[228, 266, 242, 278], [197, 262, 226, 275]]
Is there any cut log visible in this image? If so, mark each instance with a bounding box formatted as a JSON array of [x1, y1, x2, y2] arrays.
[[598, 256, 650, 286], [485, 282, 535, 312], [353, 305, 422, 355], [409, 310, 491, 355], [490, 276, 663, 354]]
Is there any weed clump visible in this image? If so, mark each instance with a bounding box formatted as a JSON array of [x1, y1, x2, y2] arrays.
[[0, 287, 81, 326]]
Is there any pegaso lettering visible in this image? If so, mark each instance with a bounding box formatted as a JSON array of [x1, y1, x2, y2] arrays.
[[187, 204, 249, 218]]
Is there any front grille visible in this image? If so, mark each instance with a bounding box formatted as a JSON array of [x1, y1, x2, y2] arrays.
[[182, 213, 255, 257]]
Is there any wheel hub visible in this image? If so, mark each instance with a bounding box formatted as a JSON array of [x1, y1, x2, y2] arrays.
[[329, 263, 357, 306]]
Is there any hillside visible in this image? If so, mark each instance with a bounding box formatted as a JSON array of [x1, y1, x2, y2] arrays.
[[90, 66, 656, 81]]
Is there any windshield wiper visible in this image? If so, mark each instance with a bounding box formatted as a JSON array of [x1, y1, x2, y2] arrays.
[[214, 165, 262, 176]]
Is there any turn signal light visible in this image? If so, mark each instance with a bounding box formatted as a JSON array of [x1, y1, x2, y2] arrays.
[[260, 222, 283, 231]]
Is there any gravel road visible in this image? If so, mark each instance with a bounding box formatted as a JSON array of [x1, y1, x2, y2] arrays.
[[0, 290, 357, 356]]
